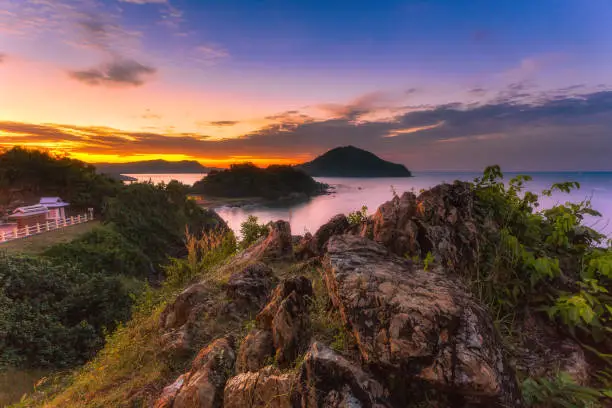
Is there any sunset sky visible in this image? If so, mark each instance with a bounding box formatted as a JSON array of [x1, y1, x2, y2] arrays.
[[1, 0, 612, 170]]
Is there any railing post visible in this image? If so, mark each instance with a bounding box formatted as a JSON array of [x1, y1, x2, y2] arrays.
[[36, 223, 41, 233], [70, 216, 74, 225], [13, 228, 17, 238], [25, 226, 30, 237], [1, 232, 4, 242], [46, 221, 50, 231]]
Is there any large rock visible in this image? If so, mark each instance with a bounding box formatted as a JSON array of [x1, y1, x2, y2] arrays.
[[223, 366, 296, 408], [296, 342, 388, 408], [235, 329, 275, 373], [256, 276, 313, 368], [156, 337, 236, 408], [313, 214, 350, 253], [225, 262, 276, 314], [364, 182, 480, 274], [323, 235, 523, 407]]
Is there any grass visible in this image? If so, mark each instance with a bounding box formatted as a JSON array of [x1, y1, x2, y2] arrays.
[[0, 221, 100, 255]]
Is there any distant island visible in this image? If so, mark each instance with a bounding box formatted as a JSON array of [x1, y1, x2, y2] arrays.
[[191, 163, 328, 201], [297, 146, 412, 177], [94, 160, 219, 175]]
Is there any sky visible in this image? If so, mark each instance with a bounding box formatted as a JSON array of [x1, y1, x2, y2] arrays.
[[1, 0, 612, 170]]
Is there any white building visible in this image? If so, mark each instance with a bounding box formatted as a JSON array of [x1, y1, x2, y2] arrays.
[[39, 197, 70, 220]]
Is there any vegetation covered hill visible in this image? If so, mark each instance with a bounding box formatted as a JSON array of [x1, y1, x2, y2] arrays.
[[0, 148, 227, 381], [191, 162, 328, 200], [0, 147, 121, 215], [297, 145, 412, 177], [94, 159, 216, 175], [12, 166, 612, 408]]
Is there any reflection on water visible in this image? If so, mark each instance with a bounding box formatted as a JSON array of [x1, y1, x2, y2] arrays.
[[215, 172, 612, 237], [119, 172, 612, 238]]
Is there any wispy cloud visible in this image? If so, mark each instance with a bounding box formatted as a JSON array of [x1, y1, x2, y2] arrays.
[[119, 0, 167, 3], [69, 59, 156, 86], [208, 121, 239, 127], [385, 122, 445, 137]]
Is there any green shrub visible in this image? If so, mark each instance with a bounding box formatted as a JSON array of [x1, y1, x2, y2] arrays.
[[0, 254, 140, 369], [521, 372, 605, 407], [347, 205, 368, 226], [239, 215, 269, 249], [43, 226, 151, 279]]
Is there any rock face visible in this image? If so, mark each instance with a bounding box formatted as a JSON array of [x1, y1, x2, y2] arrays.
[[225, 262, 276, 314], [155, 337, 236, 408], [362, 182, 480, 274], [235, 329, 275, 373], [255, 276, 314, 368], [313, 214, 350, 254], [296, 342, 388, 408], [223, 366, 295, 408], [323, 235, 523, 407]]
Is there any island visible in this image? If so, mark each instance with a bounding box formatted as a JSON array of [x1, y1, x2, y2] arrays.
[[297, 145, 412, 177], [191, 163, 328, 202], [94, 159, 219, 175]]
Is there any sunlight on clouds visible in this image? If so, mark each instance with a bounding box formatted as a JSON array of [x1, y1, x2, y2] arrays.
[[385, 121, 445, 137]]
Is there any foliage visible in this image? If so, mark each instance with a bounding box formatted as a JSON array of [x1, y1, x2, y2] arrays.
[[0, 146, 121, 215], [42, 226, 152, 279], [103, 181, 227, 266], [347, 205, 368, 226], [0, 254, 140, 369], [239, 215, 269, 249], [23, 229, 237, 408], [191, 162, 327, 199], [521, 372, 605, 407], [469, 165, 612, 378]]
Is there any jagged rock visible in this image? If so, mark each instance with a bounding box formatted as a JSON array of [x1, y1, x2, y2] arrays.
[[236, 329, 275, 373], [323, 235, 523, 408], [296, 342, 388, 408], [158, 337, 236, 408], [255, 276, 313, 368], [219, 221, 294, 274], [154, 374, 187, 408], [294, 233, 317, 261], [223, 366, 296, 408], [226, 262, 276, 313], [364, 182, 480, 274], [314, 214, 350, 254], [160, 283, 212, 330]]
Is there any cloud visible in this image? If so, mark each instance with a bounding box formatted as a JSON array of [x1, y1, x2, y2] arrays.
[[208, 121, 239, 127], [141, 109, 162, 120], [119, 0, 167, 3], [69, 58, 156, 87], [3, 90, 612, 170]]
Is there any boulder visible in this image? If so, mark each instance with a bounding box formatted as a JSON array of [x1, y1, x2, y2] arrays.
[[226, 262, 276, 314], [294, 233, 317, 261], [157, 337, 236, 408], [236, 329, 275, 373], [323, 235, 523, 407], [219, 221, 294, 273], [296, 342, 388, 408], [313, 214, 350, 254], [255, 276, 313, 368], [223, 366, 296, 408], [364, 182, 480, 274]]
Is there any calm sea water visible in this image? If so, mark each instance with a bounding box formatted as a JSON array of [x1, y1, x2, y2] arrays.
[[125, 172, 612, 237]]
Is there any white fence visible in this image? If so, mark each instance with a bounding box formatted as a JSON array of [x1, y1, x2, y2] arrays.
[[0, 214, 93, 243]]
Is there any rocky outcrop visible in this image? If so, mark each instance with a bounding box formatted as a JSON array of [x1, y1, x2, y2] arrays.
[[253, 276, 314, 368], [235, 329, 275, 373], [296, 342, 388, 408], [155, 337, 236, 408], [323, 235, 523, 407], [313, 214, 350, 253], [225, 262, 276, 314], [361, 182, 481, 274], [223, 366, 296, 408]]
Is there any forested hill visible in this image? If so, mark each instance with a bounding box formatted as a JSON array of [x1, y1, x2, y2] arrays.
[[94, 160, 216, 175], [297, 145, 412, 177]]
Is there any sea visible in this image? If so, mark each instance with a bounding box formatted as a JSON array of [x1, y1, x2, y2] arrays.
[[124, 172, 612, 238]]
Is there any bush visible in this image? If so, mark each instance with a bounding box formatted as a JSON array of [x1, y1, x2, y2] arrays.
[[0, 254, 139, 369], [239, 215, 269, 249], [43, 226, 152, 279]]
